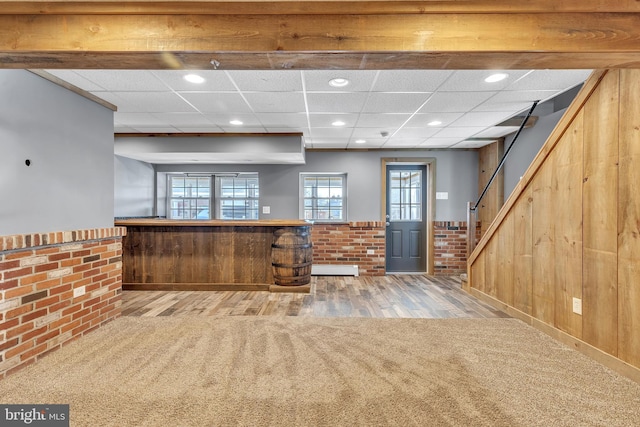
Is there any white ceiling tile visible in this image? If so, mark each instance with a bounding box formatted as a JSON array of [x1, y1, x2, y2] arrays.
[[350, 128, 394, 139], [115, 113, 169, 126], [180, 92, 252, 113], [111, 92, 197, 113], [151, 113, 214, 127], [404, 112, 464, 127], [76, 70, 168, 91], [433, 127, 486, 138], [255, 113, 309, 127], [438, 70, 531, 92], [449, 140, 496, 148], [114, 126, 138, 133], [419, 92, 495, 113], [362, 92, 432, 114], [506, 69, 592, 91], [372, 70, 453, 92], [46, 70, 107, 91], [131, 126, 180, 133], [243, 92, 306, 113], [304, 70, 378, 92], [473, 126, 521, 138], [391, 127, 440, 139], [418, 138, 463, 148], [306, 93, 368, 113], [152, 70, 237, 92], [264, 127, 307, 134], [485, 90, 560, 104], [204, 113, 263, 127], [309, 127, 353, 139], [218, 126, 267, 133], [450, 111, 516, 127], [347, 138, 387, 148], [472, 101, 535, 113], [227, 70, 302, 92], [382, 139, 422, 148], [173, 126, 224, 133], [309, 114, 359, 128], [356, 113, 412, 128]]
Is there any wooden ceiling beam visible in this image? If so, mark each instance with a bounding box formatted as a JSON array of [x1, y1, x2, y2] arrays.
[[1, 2, 640, 69]]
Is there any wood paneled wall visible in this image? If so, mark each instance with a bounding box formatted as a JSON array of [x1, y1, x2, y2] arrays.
[[477, 140, 505, 236], [468, 69, 640, 375]]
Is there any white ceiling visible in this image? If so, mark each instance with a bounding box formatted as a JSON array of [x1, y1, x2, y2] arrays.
[[46, 69, 592, 158]]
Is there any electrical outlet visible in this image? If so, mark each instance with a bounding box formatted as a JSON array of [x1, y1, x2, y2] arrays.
[[367, 249, 374, 255], [262, 206, 271, 214], [572, 297, 582, 315], [73, 286, 85, 298]]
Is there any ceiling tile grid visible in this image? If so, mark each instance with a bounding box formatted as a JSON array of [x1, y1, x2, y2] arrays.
[[44, 68, 592, 160]]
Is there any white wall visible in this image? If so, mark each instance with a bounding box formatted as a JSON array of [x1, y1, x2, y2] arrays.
[[0, 70, 114, 236], [153, 149, 478, 221], [114, 155, 155, 217]]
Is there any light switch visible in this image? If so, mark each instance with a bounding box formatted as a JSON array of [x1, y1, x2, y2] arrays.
[[262, 206, 271, 214], [436, 192, 449, 200]]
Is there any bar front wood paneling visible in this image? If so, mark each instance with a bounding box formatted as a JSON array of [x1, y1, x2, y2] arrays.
[[115, 219, 312, 292]]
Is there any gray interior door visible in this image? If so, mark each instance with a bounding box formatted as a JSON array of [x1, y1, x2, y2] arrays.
[[385, 165, 427, 272]]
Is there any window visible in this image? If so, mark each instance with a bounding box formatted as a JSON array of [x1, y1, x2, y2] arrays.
[[168, 176, 211, 219], [389, 170, 422, 221], [167, 174, 259, 220], [217, 176, 259, 219], [300, 173, 347, 222]]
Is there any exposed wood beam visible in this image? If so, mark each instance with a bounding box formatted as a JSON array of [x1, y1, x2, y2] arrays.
[[1, 2, 640, 69]]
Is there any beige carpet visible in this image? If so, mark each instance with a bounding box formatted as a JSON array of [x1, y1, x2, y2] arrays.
[[1, 317, 639, 426]]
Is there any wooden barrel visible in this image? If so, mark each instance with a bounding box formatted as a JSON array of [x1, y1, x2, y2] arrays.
[[271, 226, 312, 286]]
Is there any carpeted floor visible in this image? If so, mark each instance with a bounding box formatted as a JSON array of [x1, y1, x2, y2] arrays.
[[1, 317, 639, 426]]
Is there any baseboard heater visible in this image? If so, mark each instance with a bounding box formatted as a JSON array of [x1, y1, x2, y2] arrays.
[[311, 264, 359, 276]]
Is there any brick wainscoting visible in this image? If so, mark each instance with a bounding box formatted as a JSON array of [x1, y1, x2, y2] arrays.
[[311, 222, 386, 276], [433, 221, 479, 276], [0, 227, 126, 378]]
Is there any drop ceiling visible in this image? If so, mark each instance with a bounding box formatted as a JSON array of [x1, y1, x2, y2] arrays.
[[45, 68, 591, 163]]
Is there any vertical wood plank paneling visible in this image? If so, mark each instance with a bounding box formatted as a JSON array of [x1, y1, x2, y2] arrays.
[[553, 111, 584, 338], [478, 140, 505, 235], [497, 212, 514, 306], [531, 155, 555, 324], [513, 186, 533, 315], [617, 69, 640, 367], [583, 70, 619, 356], [470, 251, 485, 293], [484, 236, 498, 297]]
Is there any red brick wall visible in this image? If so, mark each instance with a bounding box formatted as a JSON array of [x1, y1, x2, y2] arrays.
[[0, 227, 125, 378], [311, 222, 385, 276], [433, 221, 479, 276]]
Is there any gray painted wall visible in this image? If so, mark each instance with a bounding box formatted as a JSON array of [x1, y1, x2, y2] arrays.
[[503, 108, 567, 200], [0, 70, 114, 236], [114, 155, 155, 217], [153, 149, 478, 221]]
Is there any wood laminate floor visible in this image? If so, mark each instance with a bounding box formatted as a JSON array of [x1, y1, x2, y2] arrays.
[[121, 275, 508, 318]]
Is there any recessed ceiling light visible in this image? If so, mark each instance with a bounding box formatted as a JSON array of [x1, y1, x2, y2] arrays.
[[355, 139, 366, 144], [332, 120, 346, 127], [329, 78, 350, 88], [427, 120, 443, 126], [484, 73, 509, 83], [184, 74, 205, 84], [229, 119, 243, 125]]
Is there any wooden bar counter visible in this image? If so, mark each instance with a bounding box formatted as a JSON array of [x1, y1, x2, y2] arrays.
[[115, 219, 312, 293]]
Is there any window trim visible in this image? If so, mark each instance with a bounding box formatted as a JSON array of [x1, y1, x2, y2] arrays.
[[299, 172, 348, 223], [166, 174, 212, 220], [166, 173, 259, 220]]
